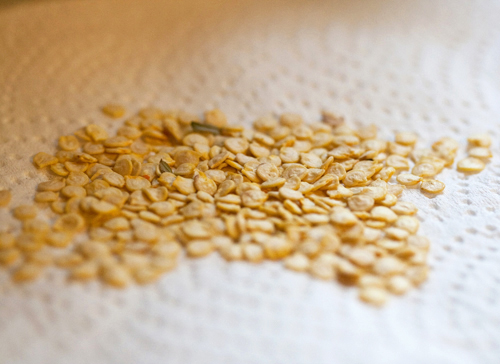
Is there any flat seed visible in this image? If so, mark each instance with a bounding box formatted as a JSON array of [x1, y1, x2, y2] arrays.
[[373, 257, 404, 276], [86, 124, 108, 142], [186, 240, 214, 257], [0, 232, 15, 249], [61, 185, 86, 199], [420, 179, 445, 194], [125, 176, 151, 191], [391, 201, 418, 215], [330, 207, 358, 226], [412, 163, 436, 178], [279, 187, 303, 200], [67, 172, 90, 186], [103, 171, 125, 188], [0, 190, 12, 207], [262, 237, 291, 260], [468, 147, 492, 159], [13, 205, 37, 220], [243, 244, 264, 262], [35, 191, 58, 203], [371, 206, 398, 223], [33, 152, 58, 169], [102, 265, 131, 288], [359, 287, 388, 306], [46, 231, 72, 248], [387, 275, 412, 295], [467, 133, 491, 147], [309, 259, 335, 280], [343, 170, 368, 187], [347, 195, 374, 212], [12, 264, 43, 282], [70, 261, 99, 280], [395, 131, 417, 146], [457, 157, 485, 173], [38, 178, 66, 192], [385, 155, 410, 170], [102, 104, 125, 118], [396, 173, 422, 186]]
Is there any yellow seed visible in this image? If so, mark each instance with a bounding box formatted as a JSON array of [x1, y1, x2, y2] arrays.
[[396, 173, 422, 186], [91, 200, 118, 215], [61, 185, 87, 199], [186, 240, 215, 257], [373, 257, 404, 276], [65, 161, 88, 173], [243, 243, 264, 262], [457, 157, 486, 173], [387, 275, 412, 295], [359, 286, 387, 306], [224, 137, 249, 154], [468, 147, 492, 159], [343, 170, 368, 187], [55, 253, 84, 267], [66, 172, 90, 186], [387, 184, 405, 196], [395, 216, 420, 234], [70, 261, 99, 280], [33, 152, 58, 168], [358, 274, 385, 289], [13, 205, 37, 220], [103, 171, 125, 188], [262, 237, 291, 260], [420, 179, 445, 194], [309, 259, 336, 280], [25, 250, 53, 266], [347, 195, 374, 212], [46, 231, 72, 248], [330, 207, 358, 226], [279, 187, 303, 201], [219, 244, 244, 261], [0, 232, 15, 249], [58, 135, 80, 151], [395, 131, 417, 146], [467, 133, 491, 148], [411, 163, 436, 178], [34, 191, 58, 203], [391, 201, 417, 215], [385, 155, 410, 171], [22, 218, 50, 235], [139, 210, 161, 223], [0, 190, 12, 207], [102, 104, 126, 118], [53, 213, 85, 233], [0, 248, 20, 266], [385, 227, 410, 241], [102, 265, 131, 288], [12, 263, 43, 282], [38, 177, 66, 192], [86, 124, 108, 142]]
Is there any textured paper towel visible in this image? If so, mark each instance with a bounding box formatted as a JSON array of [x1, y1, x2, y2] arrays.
[[0, 0, 500, 363]]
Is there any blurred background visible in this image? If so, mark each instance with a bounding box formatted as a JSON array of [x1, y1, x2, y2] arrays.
[[0, 1, 499, 363]]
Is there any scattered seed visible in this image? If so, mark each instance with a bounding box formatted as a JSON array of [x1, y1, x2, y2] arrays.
[[457, 157, 486, 173], [420, 179, 445, 194], [102, 104, 125, 118], [8, 106, 483, 305], [0, 190, 12, 207]]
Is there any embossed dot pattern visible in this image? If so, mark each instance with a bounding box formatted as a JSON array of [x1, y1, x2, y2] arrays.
[[0, 0, 500, 363]]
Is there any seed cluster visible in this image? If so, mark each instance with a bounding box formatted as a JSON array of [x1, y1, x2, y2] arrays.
[[0, 107, 491, 305]]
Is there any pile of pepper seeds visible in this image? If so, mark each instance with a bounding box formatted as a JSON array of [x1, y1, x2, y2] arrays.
[[0, 106, 491, 305]]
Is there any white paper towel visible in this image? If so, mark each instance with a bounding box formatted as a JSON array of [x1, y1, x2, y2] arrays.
[[0, 0, 499, 363]]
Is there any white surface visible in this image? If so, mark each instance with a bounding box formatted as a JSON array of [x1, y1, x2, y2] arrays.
[[1, 0, 500, 363]]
